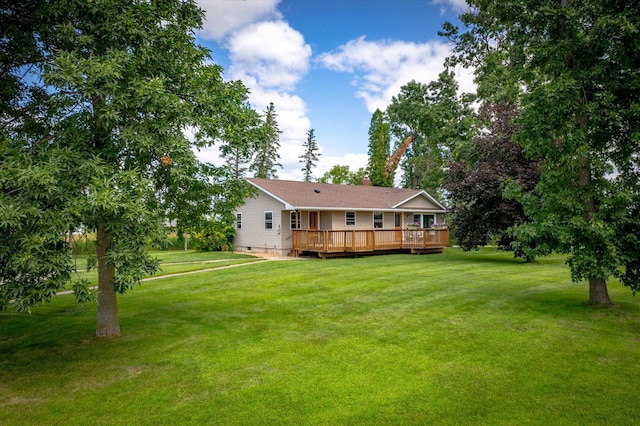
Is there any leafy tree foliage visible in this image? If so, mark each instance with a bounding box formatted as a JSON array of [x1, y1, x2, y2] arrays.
[[0, 0, 256, 334], [446, 102, 540, 256], [299, 128, 321, 182], [386, 72, 473, 197], [218, 93, 262, 179], [251, 102, 282, 179], [366, 109, 392, 187], [445, 0, 640, 304], [317, 165, 367, 186]]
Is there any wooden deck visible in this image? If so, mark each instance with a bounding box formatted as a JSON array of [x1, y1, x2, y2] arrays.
[[291, 228, 449, 258]]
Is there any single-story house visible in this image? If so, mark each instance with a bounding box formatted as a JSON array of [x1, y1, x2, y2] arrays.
[[233, 177, 449, 258]]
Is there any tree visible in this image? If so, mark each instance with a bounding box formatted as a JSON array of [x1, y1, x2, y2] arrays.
[[386, 72, 473, 198], [251, 102, 282, 179], [444, 0, 640, 304], [317, 165, 367, 186], [446, 102, 540, 256], [218, 95, 262, 180], [0, 0, 256, 334], [366, 109, 392, 187], [299, 128, 321, 182]]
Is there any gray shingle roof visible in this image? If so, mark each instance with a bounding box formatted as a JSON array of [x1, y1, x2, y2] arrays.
[[247, 178, 446, 211]]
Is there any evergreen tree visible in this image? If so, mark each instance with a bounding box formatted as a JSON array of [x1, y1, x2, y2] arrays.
[[251, 102, 282, 179], [219, 97, 261, 180], [299, 128, 321, 182], [366, 109, 392, 187]]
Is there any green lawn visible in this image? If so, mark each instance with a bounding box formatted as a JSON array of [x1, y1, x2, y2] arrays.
[[68, 250, 261, 288], [2, 248, 640, 425]]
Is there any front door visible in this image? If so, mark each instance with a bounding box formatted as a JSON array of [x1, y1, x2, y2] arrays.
[[394, 213, 402, 242], [309, 211, 319, 230]]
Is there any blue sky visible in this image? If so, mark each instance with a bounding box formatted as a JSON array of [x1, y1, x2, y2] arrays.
[[193, 0, 473, 181]]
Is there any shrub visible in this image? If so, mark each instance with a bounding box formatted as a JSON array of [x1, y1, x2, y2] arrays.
[[192, 220, 236, 252]]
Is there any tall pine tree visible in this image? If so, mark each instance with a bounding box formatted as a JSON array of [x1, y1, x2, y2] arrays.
[[299, 128, 320, 182], [251, 102, 282, 179], [366, 109, 392, 187]]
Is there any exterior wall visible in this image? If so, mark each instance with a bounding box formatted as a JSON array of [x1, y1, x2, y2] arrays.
[[398, 196, 441, 210], [233, 189, 289, 256], [401, 212, 447, 227], [297, 210, 429, 230], [327, 210, 395, 230]]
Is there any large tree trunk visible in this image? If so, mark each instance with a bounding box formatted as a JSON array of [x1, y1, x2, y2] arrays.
[[589, 278, 613, 306], [95, 223, 121, 337]]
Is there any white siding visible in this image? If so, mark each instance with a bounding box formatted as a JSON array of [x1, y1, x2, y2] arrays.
[[398, 195, 441, 210], [327, 211, 377, 230], [233, 188, 288, 255]]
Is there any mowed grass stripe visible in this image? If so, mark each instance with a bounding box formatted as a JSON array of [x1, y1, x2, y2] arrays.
[[1, 248, 639, 425]]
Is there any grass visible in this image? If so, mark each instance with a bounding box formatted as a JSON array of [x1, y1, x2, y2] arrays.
[[68, 250, 260, 288], [2, 248, 640, 425]]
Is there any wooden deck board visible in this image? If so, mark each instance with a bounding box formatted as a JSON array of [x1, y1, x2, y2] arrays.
[[291, 229, 448, 257]]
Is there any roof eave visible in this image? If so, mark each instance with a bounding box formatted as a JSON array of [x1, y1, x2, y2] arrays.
[[246, 179, 295, 210]]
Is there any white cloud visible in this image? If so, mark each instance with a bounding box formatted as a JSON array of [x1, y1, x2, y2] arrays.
[[430, 0, 470, 12], [220, 20, 313, 180], [196, 0, 282, 40], [194, 1, 316, 181], [227, 21, 312, 90], [318, 36, 475, 113]]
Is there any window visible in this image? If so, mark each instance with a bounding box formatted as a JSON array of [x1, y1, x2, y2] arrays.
[[236, 213, 242, 229], [413, 214, 435, 228], [345, 211, 356, 226], [290, 211, 301, 229], [424, 214, 435, 228], [373, 212, 383, 229], [264, 211, 273, 230]]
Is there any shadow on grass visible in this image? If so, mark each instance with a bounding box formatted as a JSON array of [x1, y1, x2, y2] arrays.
[[443, 247, 530, 265]]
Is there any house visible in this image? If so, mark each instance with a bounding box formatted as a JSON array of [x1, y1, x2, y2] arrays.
[[233, 177, 449, 258]]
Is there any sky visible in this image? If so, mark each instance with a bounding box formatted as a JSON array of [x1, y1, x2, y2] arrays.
[[193, 0, 474, 181]]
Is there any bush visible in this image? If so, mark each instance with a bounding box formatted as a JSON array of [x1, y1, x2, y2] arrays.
[[192, 220, 235, 252]]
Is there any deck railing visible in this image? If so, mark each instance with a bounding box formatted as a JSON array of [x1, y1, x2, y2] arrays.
[[291, 228, 449, 253]]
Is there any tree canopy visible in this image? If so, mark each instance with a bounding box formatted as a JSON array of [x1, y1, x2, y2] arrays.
[[0, 0, 257, 334], [317, 165, 367, 186], [446, 102, 540, 256], [443, 0, 640, 304], [386, 71, 473, 198]]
